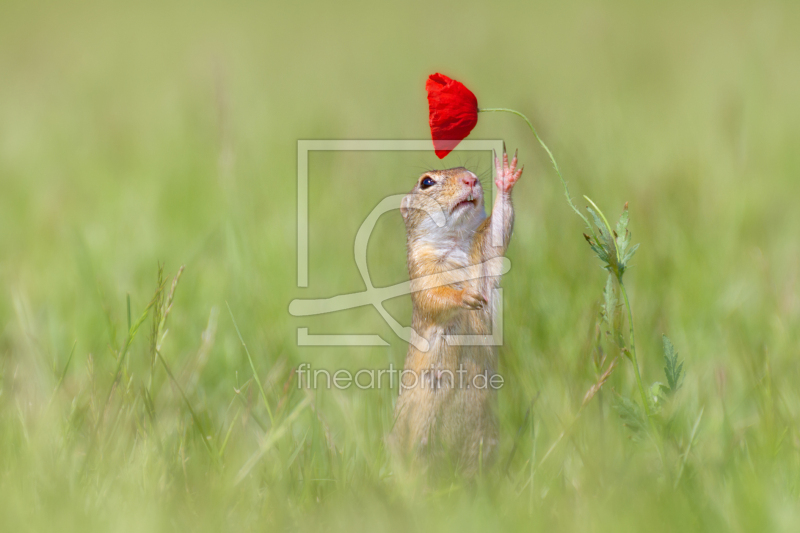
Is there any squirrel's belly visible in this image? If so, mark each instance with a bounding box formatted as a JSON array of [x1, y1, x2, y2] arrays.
[[392, 337, 499, 474]]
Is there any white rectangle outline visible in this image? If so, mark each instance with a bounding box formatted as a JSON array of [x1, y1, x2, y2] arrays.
[[297, 139, 504, 287], [296, 139, 505, 347]]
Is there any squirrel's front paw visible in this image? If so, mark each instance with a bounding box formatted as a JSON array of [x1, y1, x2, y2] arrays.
[[460, 289, 487, 310], [494, 148, 523, 193]]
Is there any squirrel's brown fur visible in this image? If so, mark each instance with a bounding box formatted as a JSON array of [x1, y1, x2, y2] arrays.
[[391, 151, 523, 477]]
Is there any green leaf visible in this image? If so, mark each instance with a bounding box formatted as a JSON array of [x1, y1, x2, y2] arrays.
[[587, 206, 608, 241], [615, 204, 629, 238], [615, 205, 631, 259], [615, 231, 627, 259], [622, 243, 640, 266], [663, 334, 684, 393], [613, 394, 645, 437], [586, 200, 616, 248], [620, 230, 631, 257], [587, 206, 618, 271], [590, 244, 610, 265], [648, 381, 669, 414]]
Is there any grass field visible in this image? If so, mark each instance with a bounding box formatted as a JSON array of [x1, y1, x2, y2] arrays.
[[2, 0, 800, 530]]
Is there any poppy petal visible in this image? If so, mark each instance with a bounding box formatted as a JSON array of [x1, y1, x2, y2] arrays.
[[426, 73, 479, 158]]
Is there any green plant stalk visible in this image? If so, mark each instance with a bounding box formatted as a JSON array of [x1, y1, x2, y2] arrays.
[[620, 280, 651, 417], [478, 107, 591, 231], [481, 107, 651, 418]]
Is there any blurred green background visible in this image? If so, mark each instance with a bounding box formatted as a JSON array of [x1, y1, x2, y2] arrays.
[[2, 0, 800, 530]]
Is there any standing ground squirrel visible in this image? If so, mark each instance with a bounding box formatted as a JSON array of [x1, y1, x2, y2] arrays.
[[391, 148, 523, 476]]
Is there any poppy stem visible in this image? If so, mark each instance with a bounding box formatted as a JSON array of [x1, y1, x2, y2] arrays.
[[620, 279, 651, 418], [478, 107, 590, 229]]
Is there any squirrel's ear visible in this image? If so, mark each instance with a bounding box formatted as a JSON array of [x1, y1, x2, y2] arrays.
[[400, 194, 412, 221]]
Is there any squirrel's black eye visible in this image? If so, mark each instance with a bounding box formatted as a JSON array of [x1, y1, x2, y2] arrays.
[[420, 176, 436, 189]]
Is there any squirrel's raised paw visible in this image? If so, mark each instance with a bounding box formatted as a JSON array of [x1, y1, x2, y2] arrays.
[[461, 289, 487, 310], [494, 147, 523, 193]]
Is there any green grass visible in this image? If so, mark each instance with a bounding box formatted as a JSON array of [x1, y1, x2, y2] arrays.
[[2, 0, 800, 530]]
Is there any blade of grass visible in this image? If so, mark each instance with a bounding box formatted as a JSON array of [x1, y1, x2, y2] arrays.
[[80, 283, 165, 477], [504, 393, 539, 476], [531, 358, 618, 475], [234, 396, 311, 485], [46, 339, 77, 410], [157, 349, 218, 462], [227, 302, 274, 426], [100, 285, 164, 425], [219, 405, 243, 459], [286, 428, 309, 469], [674, 406, 704, 488]]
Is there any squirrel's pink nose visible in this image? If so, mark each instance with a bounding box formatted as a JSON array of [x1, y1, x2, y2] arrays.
[[462, 175, 477, 188]]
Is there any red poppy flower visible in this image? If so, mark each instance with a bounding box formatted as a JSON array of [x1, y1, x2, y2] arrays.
[[426, 73, 479, 159], [424, 73, 586, 234]]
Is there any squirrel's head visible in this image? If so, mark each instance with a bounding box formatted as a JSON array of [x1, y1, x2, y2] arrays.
[[400, 167, 486, 236]]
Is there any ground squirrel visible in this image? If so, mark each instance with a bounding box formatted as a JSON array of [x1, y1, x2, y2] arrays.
[[391, 148, 523, 476]]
